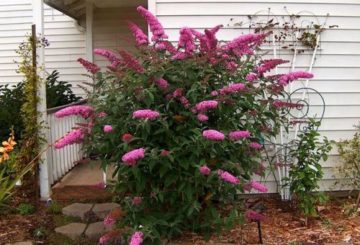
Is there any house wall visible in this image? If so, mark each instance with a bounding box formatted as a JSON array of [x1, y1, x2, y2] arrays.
[[0, 0, 86, 95], [151, 0, 360, 193], [93, 7, 147, 67]]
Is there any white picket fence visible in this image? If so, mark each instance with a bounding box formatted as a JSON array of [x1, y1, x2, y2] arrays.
[[46, 101, 85, 185]]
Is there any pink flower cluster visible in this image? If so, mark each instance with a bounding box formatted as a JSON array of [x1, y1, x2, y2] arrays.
[[179, 96, 190, 108], [197, 114, 209, 122], [245, 72, 258, 82], [103, 214, 116, 227], [54, 128, 85, 149], [229, 130, 251, 140], [217, 170, 239, 184], [256, 59, 289, 75], [129, 231, 144, 245], [244, 180, 268, 193], [94, 48, 122, 68], [55, 105, 94, 119], [179, 28, 195, 53], [118, 50, 144, 73], [155, 78, 169, 90], [191, 25, 221, 53], [278, 71, 314, 86], [202, 129, 225, 141], [245, 210, 265, 222], [133, 109, 160, 120], [249, 142, 262, 150], [219, 83, 245, 95], [77, 58, 100, 74], [122, 148, 145, 166], [195, 100, 218, 112], [199, 165, 211, 175], [128, 21, 148, 46], [103, 125, 113, 133], [132, 196, 142, 206], [137, 6, 168, 41]]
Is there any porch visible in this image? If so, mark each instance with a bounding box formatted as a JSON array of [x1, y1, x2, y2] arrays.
[[35, 0, 149, 200]]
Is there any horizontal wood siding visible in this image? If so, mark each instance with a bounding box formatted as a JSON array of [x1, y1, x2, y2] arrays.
[[154, 0, 360, 192], [0, 1, 86, 96], [93, 7, 147, 68]]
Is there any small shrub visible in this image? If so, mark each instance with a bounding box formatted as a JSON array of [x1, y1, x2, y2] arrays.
[[18, 203, 36, 215], [337, 124, 360, 213], [288, 120, 332, 221], [46, 201, 63, 214]]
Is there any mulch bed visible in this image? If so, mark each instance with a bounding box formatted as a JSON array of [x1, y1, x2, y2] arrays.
[[1, 193, 360, 244]]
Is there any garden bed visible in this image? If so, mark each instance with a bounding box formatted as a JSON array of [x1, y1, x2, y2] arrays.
[[1, 196, 359, 244]]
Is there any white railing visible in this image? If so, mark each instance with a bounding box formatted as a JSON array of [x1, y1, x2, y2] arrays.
[[46, 101, 86, 185]]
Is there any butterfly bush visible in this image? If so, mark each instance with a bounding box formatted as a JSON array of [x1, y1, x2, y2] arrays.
[[54, 5, 314, 243]]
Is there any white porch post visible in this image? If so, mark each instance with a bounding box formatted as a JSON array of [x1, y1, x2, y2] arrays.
[[86, 1, 94, 62], [33, 0, 51, 200]]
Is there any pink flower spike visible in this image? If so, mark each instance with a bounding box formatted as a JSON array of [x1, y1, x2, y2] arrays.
[[118, 50, 144, 73], [246, 210, 265, 222], [245, 72, 258, 82], [103, 125, 113, 133], [256, 59, 289, 75], [244, 180, 268, 193], [195, 100, 218, 112], [128, 21, 148, 46], [137, 6, 167, 42], [203, 129, 225, 141], [197, 114, 209, 122], [278, 71, 314, 86], [122, 148, 145, 166], [133, 109, 160, 120], [77, 58, 100, 74], [211, 90, 219, 97], [54, 128, 85, 149], [94, 48, 122, 65], [132, 196, 142, 206], [249, 142, 262, 150], [129, 231, 144, 245], [217, 170, 239, 184], [199, 165, 211, 175], [55, 105, 94, 119], [229, 130, 251, 140]]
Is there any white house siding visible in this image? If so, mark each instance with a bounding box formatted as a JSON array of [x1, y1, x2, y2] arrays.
[[0, 0, 86, 96], [93, 7, 147, 68], [152, 0, 360, 193]]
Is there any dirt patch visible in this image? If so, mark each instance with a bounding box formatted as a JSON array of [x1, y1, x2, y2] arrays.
[[51, 185, 113, 203]]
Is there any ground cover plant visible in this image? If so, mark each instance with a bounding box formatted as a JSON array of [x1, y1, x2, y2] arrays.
[[53, 6, 318, 244]]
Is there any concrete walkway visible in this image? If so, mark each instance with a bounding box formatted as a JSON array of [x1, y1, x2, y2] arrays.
[[53, 160, 114, 188]]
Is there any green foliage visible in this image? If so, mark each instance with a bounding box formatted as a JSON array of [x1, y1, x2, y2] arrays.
[[336, 124, 360, 214], [288, 120, 332, 218], [0, 71, 80, 140], [46, 201, 63, 214], [0, 83, 25, 140], [17, 202, 36, 215], [46, 70, 81, 108]]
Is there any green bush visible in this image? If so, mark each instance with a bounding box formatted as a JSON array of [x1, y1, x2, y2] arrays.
[[0, 70, 80, 140], [17, 202, 36, 215], [57, 7, 318, 243]]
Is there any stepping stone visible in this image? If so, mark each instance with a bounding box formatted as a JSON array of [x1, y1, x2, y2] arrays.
[[85, 222, 112, 240], [55, 223, 86, 240], [92, 203, 120, 219], [62, 203, 94, 219]]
